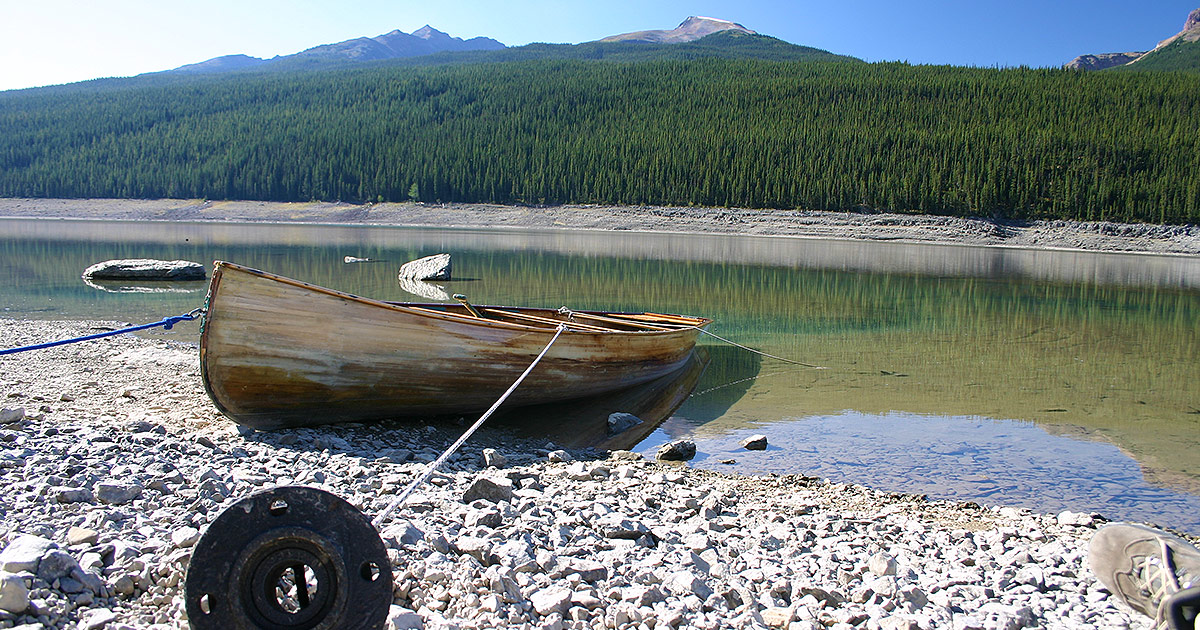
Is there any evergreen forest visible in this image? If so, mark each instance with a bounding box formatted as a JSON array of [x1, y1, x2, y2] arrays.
[[1, 56, 1197, 223]]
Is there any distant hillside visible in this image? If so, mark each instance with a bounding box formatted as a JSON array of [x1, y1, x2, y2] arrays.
[[599, 16, 754, 43], [1117, 37, 1200, 72], [2, 58, 1197, 224], [1067, 8, 1200, 72], [1119, 10, 1200, 72]]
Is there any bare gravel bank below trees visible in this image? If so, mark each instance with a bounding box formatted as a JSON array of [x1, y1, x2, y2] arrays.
[[1, 198, 1197, 255], [0, 319, 1159, 629]]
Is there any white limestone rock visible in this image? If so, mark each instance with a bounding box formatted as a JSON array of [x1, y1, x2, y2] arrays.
[[82, 259, 205, 280], [397, 253, 451, 281]]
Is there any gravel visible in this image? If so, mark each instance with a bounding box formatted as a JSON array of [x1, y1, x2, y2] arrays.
[[0, 318, 1158, 629]]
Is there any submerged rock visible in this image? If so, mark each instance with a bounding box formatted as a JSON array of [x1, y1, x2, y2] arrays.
[[657, 439, 696, 461], [398, 253, 451, 281], [607, 412, 643, 435], [82, 259, 206, 280]]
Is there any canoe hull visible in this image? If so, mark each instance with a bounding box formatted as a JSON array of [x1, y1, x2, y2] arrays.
[[200, 262, 708, 429]]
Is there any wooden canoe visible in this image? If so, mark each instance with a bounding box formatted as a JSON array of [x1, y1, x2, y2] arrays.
[[199, 261, 711, 429]]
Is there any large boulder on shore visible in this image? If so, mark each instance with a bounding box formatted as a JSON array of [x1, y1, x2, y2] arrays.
[[398, 253, 451, 281], [83, 259, 206, 281]]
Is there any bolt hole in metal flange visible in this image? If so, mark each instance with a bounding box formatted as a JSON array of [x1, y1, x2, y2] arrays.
[[185, 486, 392, 630]]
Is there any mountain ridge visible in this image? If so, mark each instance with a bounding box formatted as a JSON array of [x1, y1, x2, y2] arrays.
[[598, 16, 754, 43], [170, 25, 505, 74], [158, 18, 851, 77], [1066, 8, 1200, 71]]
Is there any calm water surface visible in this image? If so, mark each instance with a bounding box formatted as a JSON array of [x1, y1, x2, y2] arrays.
[[2, 218, 1199, 533]]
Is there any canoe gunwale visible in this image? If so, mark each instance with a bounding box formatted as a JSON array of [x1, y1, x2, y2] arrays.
[[208, 260, 711, 335]]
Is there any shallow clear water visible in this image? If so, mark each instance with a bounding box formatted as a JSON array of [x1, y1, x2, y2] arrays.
[[2, 218, 1198, 533]]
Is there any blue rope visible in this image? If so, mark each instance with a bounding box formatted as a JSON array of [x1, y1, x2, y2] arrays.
[[0, 308, 205, 356]]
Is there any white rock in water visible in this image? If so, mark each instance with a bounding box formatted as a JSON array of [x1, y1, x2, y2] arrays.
[[397, 253, 451, 281], [82, 259, 206, 280], [657, 440, 696, 461], [0, 571, 29, 614], [397, 276, 451, 301], [740, 434, 768, 450]]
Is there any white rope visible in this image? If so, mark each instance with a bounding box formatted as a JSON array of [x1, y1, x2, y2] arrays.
[[697, 328, 825, 369], [373, 324, 568, 528]]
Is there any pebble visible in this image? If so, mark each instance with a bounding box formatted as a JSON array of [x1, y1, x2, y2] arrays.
[[0, 571, 29, 613], [0, 319, 1160, 630], [93, 480, 142, 505]]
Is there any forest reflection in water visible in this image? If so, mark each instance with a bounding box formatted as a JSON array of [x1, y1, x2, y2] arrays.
[[1, 219, 1198, 531]]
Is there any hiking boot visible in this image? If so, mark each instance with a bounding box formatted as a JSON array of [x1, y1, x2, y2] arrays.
[[1090, 522, 1200, 628]]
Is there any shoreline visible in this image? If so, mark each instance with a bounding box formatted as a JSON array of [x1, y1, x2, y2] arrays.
[[0, 197, 1198, 256], [0, 319, 1160, 629]]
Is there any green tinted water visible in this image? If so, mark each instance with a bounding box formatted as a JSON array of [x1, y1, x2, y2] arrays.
[[2, 219, 1198, 531]]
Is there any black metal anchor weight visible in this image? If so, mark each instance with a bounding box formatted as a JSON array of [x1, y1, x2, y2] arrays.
[[184, 486, 393, 630]]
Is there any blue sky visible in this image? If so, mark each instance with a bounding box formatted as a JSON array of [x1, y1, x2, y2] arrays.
[[1, 0, 1195, 91]]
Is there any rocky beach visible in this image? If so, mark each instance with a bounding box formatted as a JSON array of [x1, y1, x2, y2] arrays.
[[0, 318, 1165, 629], [3, 200, 1196, 629], [0, 198, 1198, 255]]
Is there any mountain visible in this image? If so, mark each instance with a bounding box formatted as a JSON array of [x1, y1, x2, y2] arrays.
[[172, 54, 267, 74], [598, 16, 754, 43], [1121, 8, 1200, 71], [169, 25, 504, 74], [1066, 8, 1200, 71], [160, 18, 852, 76], [1063, 52, 1144, 72]]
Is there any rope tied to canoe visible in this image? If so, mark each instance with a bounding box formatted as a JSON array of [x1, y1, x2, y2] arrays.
[[555, 306, 823, 368], [372, 323, 568, 528], [697, 328, 826, 369], [0, 307, 206, 356]]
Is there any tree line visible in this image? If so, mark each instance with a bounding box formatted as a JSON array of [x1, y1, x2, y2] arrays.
[[0, 57, 1197, 223]]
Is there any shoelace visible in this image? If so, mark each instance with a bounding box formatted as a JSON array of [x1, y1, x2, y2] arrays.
[[1139, 539, 1182, 630]]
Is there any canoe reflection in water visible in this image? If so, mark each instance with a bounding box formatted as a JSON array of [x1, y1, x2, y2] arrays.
[[494, 347, 711, 452]]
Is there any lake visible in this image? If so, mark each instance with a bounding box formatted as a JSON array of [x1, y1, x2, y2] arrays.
[[2, 217, 1199, 534]]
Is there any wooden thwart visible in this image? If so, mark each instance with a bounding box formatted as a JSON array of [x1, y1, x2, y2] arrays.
[[562, 311, 673, 331], [480, 308, 613, 332]]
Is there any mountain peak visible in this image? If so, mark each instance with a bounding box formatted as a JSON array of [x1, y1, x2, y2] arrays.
[[598, 16, 754, 44], [413, 25, 450, 41], [1186, 8, 1200, 32]]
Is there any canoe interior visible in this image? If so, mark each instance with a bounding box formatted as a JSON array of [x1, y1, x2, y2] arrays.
[[200, 261, 711, 429]]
